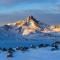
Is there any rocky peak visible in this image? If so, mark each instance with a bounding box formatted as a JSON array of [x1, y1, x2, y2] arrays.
[[26, 16, 39, 24], [15, 16, 40, 35], [27, 16, 33, 20]]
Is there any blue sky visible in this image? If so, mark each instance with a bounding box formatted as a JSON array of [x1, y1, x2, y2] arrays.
[[0, 0, 60, 14], [0, 0, 60, 25]]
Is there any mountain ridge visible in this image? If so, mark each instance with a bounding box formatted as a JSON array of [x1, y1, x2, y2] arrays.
[[1, 16, 60, 35]]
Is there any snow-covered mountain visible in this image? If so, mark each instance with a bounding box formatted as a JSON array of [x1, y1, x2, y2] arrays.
[[1, 16, 51, 35], [0, 16, 60, 48], [2, 16, 60, 35]]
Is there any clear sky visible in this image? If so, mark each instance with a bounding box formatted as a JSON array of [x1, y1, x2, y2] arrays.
[[0, 0, 60, 25], [0, 0, 60, 14]]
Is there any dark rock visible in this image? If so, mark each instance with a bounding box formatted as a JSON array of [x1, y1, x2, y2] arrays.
[[8, 48, 15, 53], [51, 43, 59, 51], [3, 25, 12, 31], [51, 47, 59, 51], [52, 43, 59, 49], [38, 44, 49, 48], [20, 47, 29, 51], [55, 41, 60, 44], [16, 47, 21, 50], [7, 53, 13, 57], [2, 48, 7, 51], [0, 48, 2, 50], [31, 45, 36, 49]]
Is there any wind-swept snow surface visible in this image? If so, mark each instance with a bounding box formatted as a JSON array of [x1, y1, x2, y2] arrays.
[[0, 26, 60, 48], [0, 47, 60, 60]]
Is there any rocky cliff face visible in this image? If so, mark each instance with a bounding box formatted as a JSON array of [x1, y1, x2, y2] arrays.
[[15, 16, 40, 35]]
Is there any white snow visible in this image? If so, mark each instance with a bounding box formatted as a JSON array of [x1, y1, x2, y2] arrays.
[[0, 25, 60, 60], [0, 47, 60, 60]]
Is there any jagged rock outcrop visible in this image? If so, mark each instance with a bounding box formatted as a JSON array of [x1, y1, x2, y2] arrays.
[[15, 16, 40, 35]]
